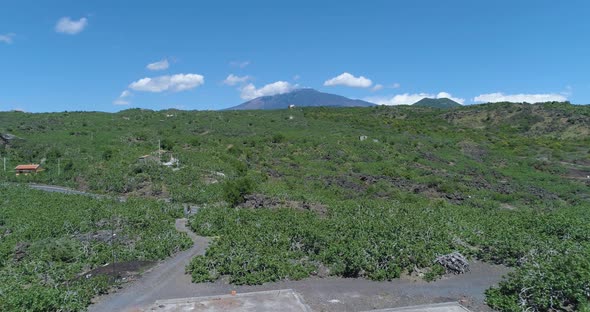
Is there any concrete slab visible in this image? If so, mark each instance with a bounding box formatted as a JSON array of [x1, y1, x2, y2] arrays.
[[146, 289, 312, 312], [363, 302, 472, 312]]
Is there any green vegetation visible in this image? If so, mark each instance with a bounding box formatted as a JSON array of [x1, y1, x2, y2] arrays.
[[0, 184, 191, 311], [1, 102, 589, 311]]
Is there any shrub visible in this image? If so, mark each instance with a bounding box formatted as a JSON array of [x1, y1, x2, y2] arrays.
[[223, 177, 255, 206], [486, 247, 590, 312]]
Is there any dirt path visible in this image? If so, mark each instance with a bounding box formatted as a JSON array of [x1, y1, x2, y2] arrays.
[[28, 183, 508, 311], [89, 218, 211, 312]]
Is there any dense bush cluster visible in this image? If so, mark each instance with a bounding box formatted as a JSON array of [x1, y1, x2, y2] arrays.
[[188, 200, 590, 311]]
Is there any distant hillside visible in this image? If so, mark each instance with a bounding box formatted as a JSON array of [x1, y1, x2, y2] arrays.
[[442, 102, 588, 139], [228, 88, 375, 110], [413, 98, 462, 108]]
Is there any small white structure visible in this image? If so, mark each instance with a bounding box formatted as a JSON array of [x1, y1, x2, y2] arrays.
[[162, 155, 179, 167], [288, 104, 295, 109], [359, 135, 368, 141]]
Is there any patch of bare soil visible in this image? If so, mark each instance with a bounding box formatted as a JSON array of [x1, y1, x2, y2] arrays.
[[500, 203, 516, 210], [458, 141, 488, 162], [361, 174, 466, 204], [265, 168, 283, 178], [573, 159, 590, 166], [13, 242, 29, 262], [239, 194, 328, 216], [202, 171, 226, 185], [81, 261, 156, 280], [419, 152, 450, 165], [125, 181, 170, 198], [73, 230, 119, 243], [565, 167, 590, 179], [525, 186, 560, 201], [325, 175, 367, 194], [75, 176, 90, 191], [460, 170, 516, 195], [321, 174, 468, 204], [203, 176, 220, 184]]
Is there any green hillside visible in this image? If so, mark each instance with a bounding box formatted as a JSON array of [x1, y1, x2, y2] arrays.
[[413, 97, 462, 108], [1, 102, 589, 311]]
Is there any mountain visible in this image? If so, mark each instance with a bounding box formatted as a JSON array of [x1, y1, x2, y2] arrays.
[[228, 88, 375, 110], [413, 98, 462, 108]]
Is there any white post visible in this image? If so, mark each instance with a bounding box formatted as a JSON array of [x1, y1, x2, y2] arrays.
[[58, 158, 61, 176]]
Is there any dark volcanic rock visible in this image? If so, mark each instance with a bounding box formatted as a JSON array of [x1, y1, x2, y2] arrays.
[[239, 194, 328, 216]]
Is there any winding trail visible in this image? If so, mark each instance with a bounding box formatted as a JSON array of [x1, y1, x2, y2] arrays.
[[25, 183, 213, 311], [89, 218, 211, 312], [28, 183, 509, 311]]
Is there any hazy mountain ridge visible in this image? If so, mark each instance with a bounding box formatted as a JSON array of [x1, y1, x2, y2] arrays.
[[228, 88, 375, 110], [413, 98, 462, 108]]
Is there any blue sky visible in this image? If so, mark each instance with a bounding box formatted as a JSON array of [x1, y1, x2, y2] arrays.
[[1, 0, 589, 112]]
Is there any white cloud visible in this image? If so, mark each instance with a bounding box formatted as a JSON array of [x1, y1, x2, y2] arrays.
[[129, 73, 205, 93], [230, 60, 250, 68], [391, 82, 401, 89], [435, 92, 465, 104], [113, 99, 130, 105], [473, 92, 567, 103], [240, 81, 296, 100], [372, 84, 384, 92], [0, 33, 15, 44], [55, 17, 88, 35], [146, 59, 169, 71], [324, 72, 372, 88], [113, 90, 132, 105], [223, 74, 251, 86], [562, 85, 573, 97], [365, 91, 464, 105]]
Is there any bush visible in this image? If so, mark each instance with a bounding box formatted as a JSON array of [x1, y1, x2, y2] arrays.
[[271, 133, 286, 144], [486, 247, 590, 312], [161, 138, 174, 151], [223, 177, 255, 206], [102, 148, 115, 161]]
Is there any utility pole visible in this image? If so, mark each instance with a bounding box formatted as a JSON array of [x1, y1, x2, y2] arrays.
[[110, 203, 116, 281], [158, 139, 161, 161]]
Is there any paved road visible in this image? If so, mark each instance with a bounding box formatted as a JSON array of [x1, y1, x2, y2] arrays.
[[29, 184, 96, 196], [28, 183, 126, 202]]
